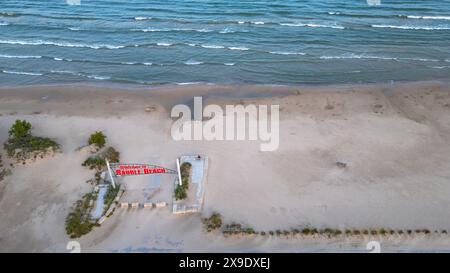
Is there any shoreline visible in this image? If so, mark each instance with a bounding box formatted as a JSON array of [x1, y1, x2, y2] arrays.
[[1, 78, 449, 91]]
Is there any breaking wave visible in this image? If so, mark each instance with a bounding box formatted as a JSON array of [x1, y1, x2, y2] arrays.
[[371, 24, 450, 30], [1, 70, 42, 76], [0, 39, 125, 49]]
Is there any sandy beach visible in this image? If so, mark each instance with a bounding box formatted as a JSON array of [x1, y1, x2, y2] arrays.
[[1, 81, 450, 252]]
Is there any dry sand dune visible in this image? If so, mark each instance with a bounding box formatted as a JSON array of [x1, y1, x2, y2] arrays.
[[1, 81, 450, 252]]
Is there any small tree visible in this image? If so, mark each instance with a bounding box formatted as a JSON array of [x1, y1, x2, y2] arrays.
[[88, 131, 106, 148], [9, 120, 32, 139]]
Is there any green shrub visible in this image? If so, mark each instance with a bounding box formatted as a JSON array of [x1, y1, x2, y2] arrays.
[[174, 184, 187, 200], [82, 156, 106, 171], [65, 193, 96, 238], [88, 131, 106, 148], [103, 184, 121, 215], [180, 162, 191, 190], [104, 147, 120, 163], [202, 213, 222, 232], [174, 162, 191, 200], [9, 120, 32, 139], [4, 120, 59, 159]]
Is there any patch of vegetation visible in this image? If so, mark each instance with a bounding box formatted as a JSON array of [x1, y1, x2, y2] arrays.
[[103, 184, 121, 215], [82, 156, 106, 171], [180, 162, 192, 188], [4, 120, 59, 161], [104, 147, 120, 163], [174, 184, 187, 200], [202, 213, 222, 232], [88, 131, 106, 149], [81, 147, 120, 171], [65, 192, 97, 238], [0, 168, 12, 182], [0, 154, 12, 182], [174, 162, 192, 200]]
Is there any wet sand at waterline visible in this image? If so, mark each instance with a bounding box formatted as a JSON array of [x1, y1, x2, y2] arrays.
[[1, 81, 450, 252]]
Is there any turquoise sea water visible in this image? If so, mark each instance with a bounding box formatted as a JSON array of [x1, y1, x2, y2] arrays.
[[0, 0, 449, 86]]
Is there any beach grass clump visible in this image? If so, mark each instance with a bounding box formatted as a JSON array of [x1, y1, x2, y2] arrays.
[[174, 162, 191, 200], [4, 120, 59, 161], [88, 131, 107, 149], [65, 192, 97, 238], [202, 213, 222, 232]]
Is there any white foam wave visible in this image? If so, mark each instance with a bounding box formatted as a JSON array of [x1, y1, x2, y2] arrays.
[[228, 46, 249, 51], [252, 21, 265, 25], [269, 51, 305, 55], [135, 16, 152, 21], [224, 63, 235, 66], [0, 22, 9, 26], [2, 70, 42, 76], [0, 54, 42, 59], [143, 62, 153, 66], [50, 70, 77, 75], [320, 53, 439, 62], [68, 27, 80, 31], [406, 15, 450, 21], [157, 42, 172, 46], [176, 82, 202, 85], [201, 44, 224, 49], [372, 24, 450, 30], [219, 28, 234, 34], [185, 60, 203, 65], [136, 27, 212, 33], [0, 39, 124, 49], [280, 23, 345, 29], [86, 75, 110, 80]]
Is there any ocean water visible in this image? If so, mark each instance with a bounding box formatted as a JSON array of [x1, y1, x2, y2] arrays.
[[0, 0, 449, 86]]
